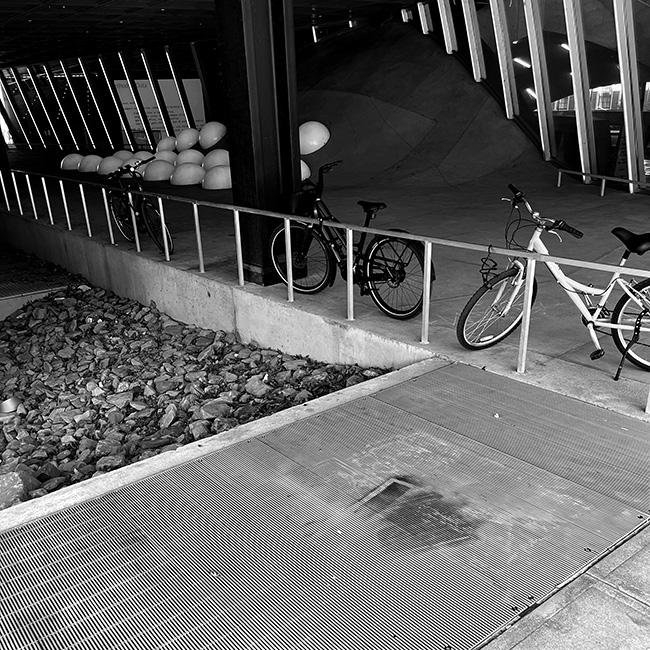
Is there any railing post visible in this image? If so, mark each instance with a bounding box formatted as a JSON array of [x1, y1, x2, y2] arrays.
[[25, 175, 38, 220], [158, 197, 170, 262], [11, 172, 23, 215], [557, 170, 563, 187], [59, 180, 72, 230], [420, 241, 433, 344], [283, 217, 294, 303], [79, 184, 92, 237], [102, 188, 115, 244], [346, 228, 354, 321], [191, 202, 203, 271], [129, 192, 141, 252], [0, 171, 9, 211], [517, 258, 537, 374], [42, 177, 54, 225], [233, 209, 245, 286]]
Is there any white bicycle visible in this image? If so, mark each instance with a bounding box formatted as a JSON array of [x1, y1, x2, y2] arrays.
[[456, 184, 650, 380]]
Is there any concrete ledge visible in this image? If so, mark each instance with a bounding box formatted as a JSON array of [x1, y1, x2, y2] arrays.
[[0, 211, 433, 369]]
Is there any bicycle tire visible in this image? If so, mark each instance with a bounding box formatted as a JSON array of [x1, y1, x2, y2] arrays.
[[142, 199, 174, 255], [457, 268, 538, 350], [611, 277, 650, 371], [109, 191, 135, 242], [364, 236, 427, 319], [269, 222, 335, 293]]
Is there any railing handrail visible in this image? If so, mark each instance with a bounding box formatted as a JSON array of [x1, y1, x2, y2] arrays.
[[6, 166, 650, 382], [9, 166, 650, 281]]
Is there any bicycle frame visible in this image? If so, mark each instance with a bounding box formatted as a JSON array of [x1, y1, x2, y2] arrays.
[[311, 197, 372, 281], [510, 226, 650, 351]]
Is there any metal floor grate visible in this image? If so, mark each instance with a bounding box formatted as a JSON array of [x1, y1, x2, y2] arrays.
[[1, 364, 649, 650]]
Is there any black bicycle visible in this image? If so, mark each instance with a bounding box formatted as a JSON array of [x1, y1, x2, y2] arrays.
[[108, 158, 174, 255], [269, 160, 434, 319]]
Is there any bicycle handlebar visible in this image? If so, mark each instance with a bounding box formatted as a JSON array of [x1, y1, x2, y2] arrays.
[[552, 219, 584, 239], [506, 183, 583, 239], [108, 156, 154, 180]]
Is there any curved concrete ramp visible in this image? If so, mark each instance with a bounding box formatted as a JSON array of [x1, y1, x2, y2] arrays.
[[298, 23, 543, 188]]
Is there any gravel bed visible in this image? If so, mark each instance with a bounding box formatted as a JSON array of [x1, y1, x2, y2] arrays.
[[0, 282, 388, 511]]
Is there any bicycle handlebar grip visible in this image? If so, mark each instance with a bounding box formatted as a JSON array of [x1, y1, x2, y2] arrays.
[[556, 220, 584, 238], [507, 183, 525, 201]]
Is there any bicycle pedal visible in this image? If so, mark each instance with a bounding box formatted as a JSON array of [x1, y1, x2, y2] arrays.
[[590, 349, 605, 361]]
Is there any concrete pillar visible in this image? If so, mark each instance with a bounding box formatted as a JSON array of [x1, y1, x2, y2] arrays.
[[214, 0, 301, 285]]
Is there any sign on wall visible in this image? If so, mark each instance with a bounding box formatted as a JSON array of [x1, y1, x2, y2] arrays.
[[114, 79, 205, 143]]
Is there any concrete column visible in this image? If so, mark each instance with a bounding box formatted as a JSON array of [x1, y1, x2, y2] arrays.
[[214, 0, 301, 285]]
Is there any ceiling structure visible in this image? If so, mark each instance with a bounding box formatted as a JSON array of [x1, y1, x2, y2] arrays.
[[0, 0, 408, 69]]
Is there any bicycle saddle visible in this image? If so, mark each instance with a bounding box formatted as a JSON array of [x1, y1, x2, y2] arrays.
[[357, 200, 387, 215], [611, 227, 650, 255]]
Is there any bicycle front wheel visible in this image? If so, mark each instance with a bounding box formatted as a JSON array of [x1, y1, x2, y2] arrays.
[[457, 268, 537, 350], [142, 199, 174, 255], [611, 278, 650, 371], [364, 236, 427, 319], [109, 191, 135, 242], [269, 223, 335, 293]]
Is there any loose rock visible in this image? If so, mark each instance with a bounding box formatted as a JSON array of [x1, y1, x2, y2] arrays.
[[0, 283, 389, 510]]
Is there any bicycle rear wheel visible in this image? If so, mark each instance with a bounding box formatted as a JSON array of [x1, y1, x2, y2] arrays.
[[142, 199, 174, 255], [457, 268, 537, 350], [611, 278, 650, 371], [109, 191, 135, 242], [269, 223, 335, 293], [364, 236, 427, 319]]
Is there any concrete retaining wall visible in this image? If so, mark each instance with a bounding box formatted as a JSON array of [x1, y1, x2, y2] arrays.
[[0, 212, 433, 370]]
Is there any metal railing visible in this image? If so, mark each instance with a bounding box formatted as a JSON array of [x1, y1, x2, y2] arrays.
[[557, 168, 650, 196], [4, 167, 650, 376]]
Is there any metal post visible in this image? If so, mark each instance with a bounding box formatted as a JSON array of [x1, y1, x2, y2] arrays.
[[165, 46, 195, 129], [79, 185, 92, 237], [613, 0, 645, 192], [420, 241, 433, 344], [102, 188, 115, 244], [437, 0, 458, 54], [188, 202, 203, 271], [78, 57, 114, 149], [417, 2, 434, 34], [346, 228, 355, 321], [489, 0, 519, 119], [461, 0, 486, 82], [0, 171, 10, 211], [43, 63, 79, 149], [11, 172, 23, 215], [522, 0, 556, 160], [283, 218, 294, 302], [233, 209, 245, 286], [59, 180, 72, 230], [25, 175, 38, 219], [129, 192, 141, 252], [59, 60, 96, 148], [98, 54, 136, 150], [157, 197, 170, 262], [42, 177, 54, 224], [517, 258, 537, 374], [562, 0, 596, 180], [27, 66, 64, 149]]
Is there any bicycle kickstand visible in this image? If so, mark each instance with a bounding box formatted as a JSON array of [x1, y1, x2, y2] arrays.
[[614, 309, 648, 381]]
